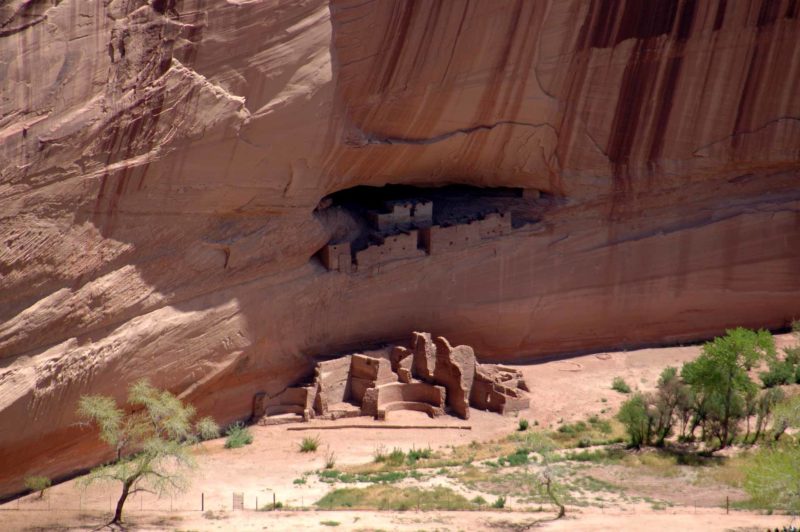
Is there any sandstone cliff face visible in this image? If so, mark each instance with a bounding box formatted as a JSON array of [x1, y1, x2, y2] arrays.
[[1, 0, 799, 496]]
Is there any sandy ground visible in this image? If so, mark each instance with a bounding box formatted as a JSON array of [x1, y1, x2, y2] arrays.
[[2, 334, 795, 531]]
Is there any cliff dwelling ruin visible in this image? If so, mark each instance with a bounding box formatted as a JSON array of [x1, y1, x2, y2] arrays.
[[253, 332, 530, 425], [315, 185, 549, 273]]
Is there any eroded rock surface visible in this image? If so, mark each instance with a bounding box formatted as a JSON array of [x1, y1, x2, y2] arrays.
[[1, 0, 799, 497]]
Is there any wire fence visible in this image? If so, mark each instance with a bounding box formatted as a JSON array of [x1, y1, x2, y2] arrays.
[[1, 489, 737, 516], [1, 489, 307, 514]]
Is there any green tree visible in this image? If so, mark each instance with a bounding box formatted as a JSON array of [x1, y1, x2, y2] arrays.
[[617, 393, 653, 448], [681, 328, 774, 450], [744, 445, 800, 514], [24, 476, 51, 499], [78, 379, 219, 524], [651, 367, 691, 446]]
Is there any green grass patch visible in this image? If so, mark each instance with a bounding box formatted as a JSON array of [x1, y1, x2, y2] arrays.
[[318, 469, 421, 484], [316, 486, 479, 511]]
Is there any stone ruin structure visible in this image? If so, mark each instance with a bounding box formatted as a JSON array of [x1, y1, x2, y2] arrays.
[[253, 332, 530, 425], [319, 197, 515, 273]]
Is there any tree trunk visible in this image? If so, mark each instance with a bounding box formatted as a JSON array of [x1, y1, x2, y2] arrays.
[[112, 481, 132, 524], [744, 415, 751, 443], [543, 474, 565, 519]]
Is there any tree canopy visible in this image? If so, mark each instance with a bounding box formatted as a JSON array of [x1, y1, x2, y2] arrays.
[[78, 379, 219, 524]]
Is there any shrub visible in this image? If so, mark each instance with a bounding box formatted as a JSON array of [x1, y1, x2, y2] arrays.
[[299, 435, 321, 453], [498, 448, 530, 467], [320, 521, 340, 527], [471, 495, 487, 506], [784, 345, 800, 365], [612, 377, 631, 394], [760, 359, 795, 388], [260, 501, 283, 511], [557, 421, 587, 435], [24, 476, 51, 499], [617, 393, 652, 448], [195, 417, 221, 441], [518, 419, 529, 431], [406, 447, 432, 464], [224, 422, 253, 449], [492, 496, 506, 509], [387, 448, 405, 466]]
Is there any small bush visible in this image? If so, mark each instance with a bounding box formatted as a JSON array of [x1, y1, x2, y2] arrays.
[[497, 448, 530, 467], [299, 435, 321, 453], [472, 495, 487, 506], [617, 393, 651, 448], [293, 477, 306, 485], [259, 501, 284, 511], [760, 359, 795, 388], [557, 421, 588, 435], [518, 419, 529, 431], [386, 448, 406, 466], [492, 496, 506, 509], [612, 377, 631, 394], [195, 416, 221, 441], [784, 345, 800, 365], [320, 520, 340, 527], [224, 422, 253, 449], [24, 476, 51, 498], [406, 447, 432, 465]]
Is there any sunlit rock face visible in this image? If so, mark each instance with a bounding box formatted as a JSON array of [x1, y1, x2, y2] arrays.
[[0, 0, 798, 497]]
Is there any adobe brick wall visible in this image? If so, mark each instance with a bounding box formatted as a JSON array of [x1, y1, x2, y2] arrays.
[[313, 356, 352, 414], [361, 381, 446, 418], [320, 242, 352, 272], [420, 223, 481, 254], [350, 354, 397, 402], [355, 230, 425, 268], [477, 212, 512, 239], [433, 336, 476, 420]]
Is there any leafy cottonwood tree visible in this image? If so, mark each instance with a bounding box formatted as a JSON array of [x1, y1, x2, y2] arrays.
[[651, 366, 692, 446], [617, 393, 653, 448], [78, 379, 219, 524], [681, 328, 774, 450]]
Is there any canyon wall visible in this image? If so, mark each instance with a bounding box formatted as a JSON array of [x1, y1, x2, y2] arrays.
[[1, 0, 799, 496]]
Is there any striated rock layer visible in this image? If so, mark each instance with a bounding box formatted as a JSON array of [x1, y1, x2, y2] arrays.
[[0, 0, 799, 496]]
